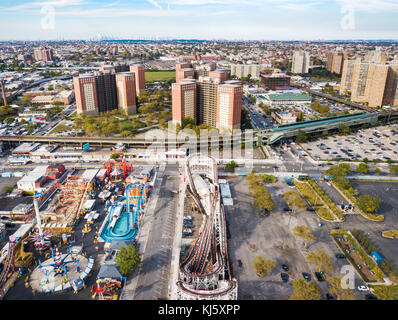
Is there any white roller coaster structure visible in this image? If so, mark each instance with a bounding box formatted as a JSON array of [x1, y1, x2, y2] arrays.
[[176, 154, 238, 300]]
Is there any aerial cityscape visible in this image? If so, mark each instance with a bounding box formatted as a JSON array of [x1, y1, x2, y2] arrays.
[[1, 0, 398, 309]]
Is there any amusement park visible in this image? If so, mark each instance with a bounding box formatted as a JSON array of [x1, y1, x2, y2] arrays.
[[0, 157, 157, 300]]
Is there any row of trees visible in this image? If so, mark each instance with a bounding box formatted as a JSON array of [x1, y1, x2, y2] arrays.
[[327, 164, 383, 220], [246, 171, 275, 214]]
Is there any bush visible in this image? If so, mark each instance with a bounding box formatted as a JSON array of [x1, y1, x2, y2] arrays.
[[115, 245, 141, 276]]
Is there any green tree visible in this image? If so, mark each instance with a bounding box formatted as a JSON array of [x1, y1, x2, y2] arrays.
[[290, 279, 322, 300], [306, 249, 333, 274], [296, 130, 308, 143], [389, 165, 398, 174], [3, 184, 14, 194], [357, 195, 381, 214], [356, 163, 369, 173], [4, 117, 14, 124], [283, 190, 306, 213], [252, 256, 276, 277], [327, 277, 356, 300], [159, 118, 167, 129], [260, 174, 277, 183], [293, 225, 316, 248], [338, 123, 351, 135], [226, 160, 239, 173], [181, 116, 195, 129], [110, 153, 119, 160], [115, 245, 141, 276], [374, 168, 382, 174]]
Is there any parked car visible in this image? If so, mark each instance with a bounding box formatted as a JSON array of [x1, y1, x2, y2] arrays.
[[280, 273, 289, 283], [336, 253, 346, 259], [365, 294, 378, 300], [281, 264, 289, 272], [358, 285, 370, 292], [315, 271, 325, 281], [183, 229, 193, 236], [302, 272, 311, 282], [326, 293, 336, 300]]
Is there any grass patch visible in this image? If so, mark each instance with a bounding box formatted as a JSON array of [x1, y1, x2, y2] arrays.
[[50, 123, 71, 133], [370, 285, 398, 300], [145, 71, 175, 82], [294, 180, 335, 221]]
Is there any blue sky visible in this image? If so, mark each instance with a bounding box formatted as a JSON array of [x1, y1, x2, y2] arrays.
[[0, 0, 398, 40]]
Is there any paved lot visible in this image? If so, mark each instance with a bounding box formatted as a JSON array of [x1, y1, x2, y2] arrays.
[[132, 164, 180, 300], [345, 180, 398, 269], [225, 176, 366, 300], [301, 125, 398, 162]]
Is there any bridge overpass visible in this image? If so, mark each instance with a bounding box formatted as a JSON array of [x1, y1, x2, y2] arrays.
[[1, 111, 397, 149]]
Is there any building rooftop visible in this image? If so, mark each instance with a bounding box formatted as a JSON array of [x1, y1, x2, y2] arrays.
[[268, 93, 312, 101]]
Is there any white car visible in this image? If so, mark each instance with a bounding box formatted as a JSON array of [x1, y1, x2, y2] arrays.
[[357, 285, 370, 292]]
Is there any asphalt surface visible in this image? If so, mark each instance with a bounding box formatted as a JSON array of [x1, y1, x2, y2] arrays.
[[224, 176, 369, 300], [133, 164, 180, 300]]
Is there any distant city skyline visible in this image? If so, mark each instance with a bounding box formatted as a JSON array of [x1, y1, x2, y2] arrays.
[[1, 0, 398, 41]]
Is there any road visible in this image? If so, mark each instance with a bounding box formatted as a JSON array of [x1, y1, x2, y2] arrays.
[[132, 164, 180, 300]]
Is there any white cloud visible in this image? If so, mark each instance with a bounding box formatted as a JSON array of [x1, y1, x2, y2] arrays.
[[5, 0, 84, 11], [148, 0, 162, 9]]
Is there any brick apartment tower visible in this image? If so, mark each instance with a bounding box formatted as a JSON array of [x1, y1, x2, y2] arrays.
[[73, 75, 100, 116], [326, 52, 347, 75], [115, 72, 137, 115], [176, 63, 194, 83], [340, 60, 398, 107], [216, 81, 242, 131], [1, 80, 7, 106], [129, 64, 146, 95], [172, 80, 197, 125]]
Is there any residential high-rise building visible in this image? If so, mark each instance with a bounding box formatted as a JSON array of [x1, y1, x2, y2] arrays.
[[172, 76, 242, 131], [176, 63, 195, 83], [74, 64, 145, 116], [172, 80, 197, 124], [340, 59, 398, 107], [34, 47, 54, 63], [326, 52, 347, 75], [216, 81, 242, 130], [116, 72, 137, 115], [73, 74, 100, 116], [129, 64, 146, 95], [230, 64, 260, 79], [364, 49, 388, 64], [197, 78, 219, 127], [291, 50, 310, 74]]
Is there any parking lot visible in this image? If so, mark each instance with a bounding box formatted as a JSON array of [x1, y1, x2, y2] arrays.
[[301, 125, 398, 162], [225, 176, 367, 299], [344, 180, 398, 269]]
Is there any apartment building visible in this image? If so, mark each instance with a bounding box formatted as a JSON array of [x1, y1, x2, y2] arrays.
[[172, 75, 242, 131], [326, 52, 347, 75], [291, 50, 310, 74], [116, 72, 137, 115], [129, 64, 146, 95], [230, 64, 260, 79], [172, 80, 197, 124], [340, 59, 398, 107], [34, 47, 54, 63]]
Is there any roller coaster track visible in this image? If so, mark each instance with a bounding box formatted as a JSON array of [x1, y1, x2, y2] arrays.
[[0, 242, 15, 287], [177, 154, 237, 300]]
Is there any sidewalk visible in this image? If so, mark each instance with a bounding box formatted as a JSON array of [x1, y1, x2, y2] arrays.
[[168, 171, 186, 300]]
